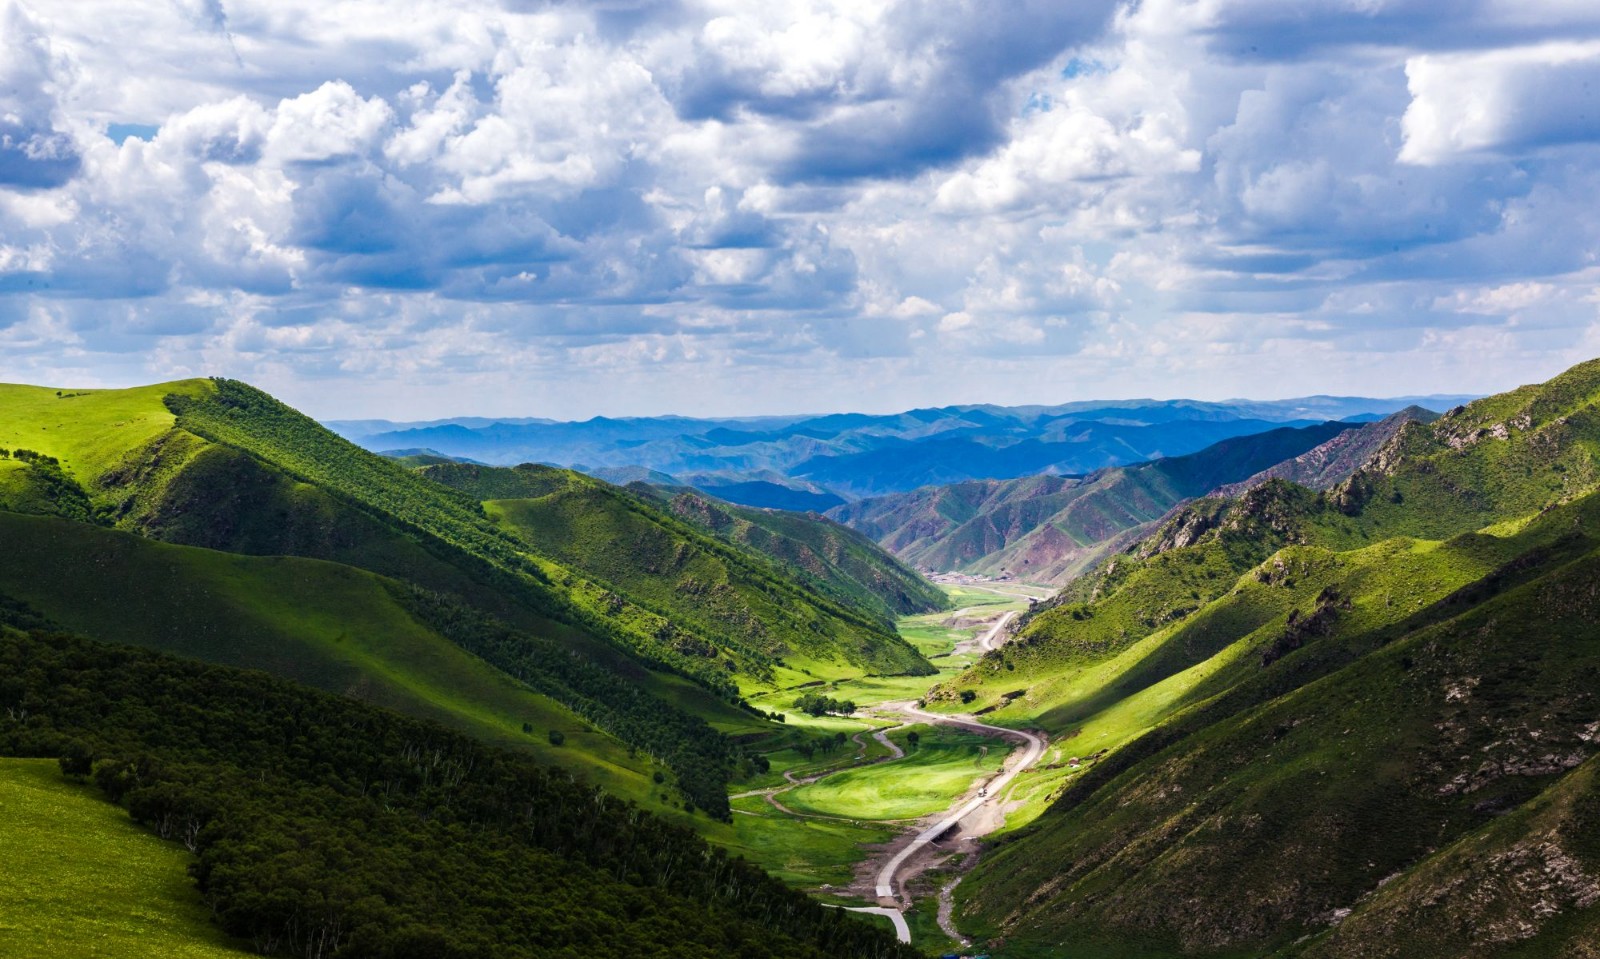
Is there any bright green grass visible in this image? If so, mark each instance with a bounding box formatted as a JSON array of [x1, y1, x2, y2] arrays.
[[0, 512, 675, 814], [724, 794, 897, 888], [941, 585, 1024, 609], [0, 759, 250, 958], [784, 725, 1010, 821], [0, 381, 210, 481]]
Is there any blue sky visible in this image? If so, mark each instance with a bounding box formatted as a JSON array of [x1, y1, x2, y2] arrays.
[[3, 0, 1600, 418]]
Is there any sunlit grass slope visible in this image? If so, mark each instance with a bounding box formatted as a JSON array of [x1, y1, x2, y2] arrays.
[[943, 359, 1600, 957], [427, 463, 931, 680], [0, 759, 249, 958], [0, 377, 770, 817], [0, 512, 669, 810], [0, 380, 211, 479]]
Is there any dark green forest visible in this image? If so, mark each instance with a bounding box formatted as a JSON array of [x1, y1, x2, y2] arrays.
[[0, 628, 917, 959]]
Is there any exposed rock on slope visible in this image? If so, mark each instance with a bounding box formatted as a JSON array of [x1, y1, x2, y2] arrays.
[[1211, 405, 1439, 499], [831, 420, 1355, 584]]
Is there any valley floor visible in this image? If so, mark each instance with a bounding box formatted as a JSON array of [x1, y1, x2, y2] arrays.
[[726, 581, 1053, 952]]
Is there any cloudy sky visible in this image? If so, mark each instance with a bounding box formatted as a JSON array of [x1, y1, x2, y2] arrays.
[[3, 0, 1600, 418]]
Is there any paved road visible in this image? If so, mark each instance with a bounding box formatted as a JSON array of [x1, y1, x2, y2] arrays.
[[838, 905, 911, 943], [873, 704, 1048, 901], [977, 609, 1016, 652]]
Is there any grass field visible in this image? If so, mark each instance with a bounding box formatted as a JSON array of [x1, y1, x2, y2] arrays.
[[784, 724, 1010, 820], [724, 794, 898, 888], [0, 759, 250, 958], [0, 381, 210, 481], [721, 588, 1033, 888]]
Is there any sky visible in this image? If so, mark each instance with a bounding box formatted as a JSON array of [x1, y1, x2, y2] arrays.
[[3, 0, 1600, 419]]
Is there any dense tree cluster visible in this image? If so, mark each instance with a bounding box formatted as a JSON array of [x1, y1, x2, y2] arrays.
[[0, 630, 918, 959], [0, 448, 98, 524], [791, 692, 856, 717]]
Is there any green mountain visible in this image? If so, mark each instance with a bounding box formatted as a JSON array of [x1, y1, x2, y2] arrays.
[[0, 379, 930, 819], [413, 462, 934, 678], [638, 484, 946, 623], [935, 359, 1600, 956], [831, 419, 1365, 583], [1210, 405, 1439, 499], [0, 511, 665, 809]]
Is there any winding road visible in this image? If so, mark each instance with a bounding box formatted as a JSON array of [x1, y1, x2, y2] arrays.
[[753, 604, 1048, 946], [977, 609, 1016, 652], [871, 704, 1046, 903]]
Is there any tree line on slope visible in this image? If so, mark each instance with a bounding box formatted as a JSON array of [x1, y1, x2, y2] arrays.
[[0, 629, 918, 959]]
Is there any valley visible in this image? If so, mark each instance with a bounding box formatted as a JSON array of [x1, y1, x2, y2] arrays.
[[5, 363, 1600, 958], [724, 581, 1053, 952]]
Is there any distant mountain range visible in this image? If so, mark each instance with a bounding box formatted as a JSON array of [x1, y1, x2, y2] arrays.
[[330, 394, 1476, 504], [832, 407, 1440, 584]]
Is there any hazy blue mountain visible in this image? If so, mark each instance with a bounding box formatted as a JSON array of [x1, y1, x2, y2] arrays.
[[333, 395, 1476, 500]]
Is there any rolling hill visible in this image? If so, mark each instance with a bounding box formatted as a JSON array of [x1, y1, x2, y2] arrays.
[[638, 484, 946, 623], [932, 358, 1600, 957], [0, 378, 932, 819], [413, 462, 935, 680]]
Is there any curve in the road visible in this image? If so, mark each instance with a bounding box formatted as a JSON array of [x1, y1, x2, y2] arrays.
[[977, 609, 1016, 652], [873, 705, 1046, 901], [840, 905, 911, 944]]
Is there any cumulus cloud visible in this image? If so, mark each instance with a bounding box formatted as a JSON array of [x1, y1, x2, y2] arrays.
[[1401, 41, 1600, 164], [1, 0, 1600, 416], [0, 3, 81, 188]]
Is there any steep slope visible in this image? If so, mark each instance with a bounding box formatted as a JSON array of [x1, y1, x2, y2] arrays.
[[833, 419, 1356, 583], [0, 379, 778, 817], [961, 531, 1600, 957], [413, 462, 933, 679], [0, 631, 917, 959], [0, 511, 673, 811], [934, 359, 1600, 957], [641, 485, 946, 622], [1212, 405, 1439, 498]]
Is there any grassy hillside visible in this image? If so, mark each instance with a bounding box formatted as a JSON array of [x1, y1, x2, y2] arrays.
[[0, 511, 674, 812], [960, 529, 1600, 957], [0, 631, 918, 959], [0, 378, 776, 817], [415, 462, 934, 680], [0, 759, 251, 958], [639, 485, 945, 621], [832, 420, 1356, 584], [938, 359, 1600, 956]]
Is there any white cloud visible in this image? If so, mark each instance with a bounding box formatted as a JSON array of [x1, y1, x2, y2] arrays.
[[1402, 40, 1600, 165], [266, 82, 393, 164], [0, 0, 1598, 416]]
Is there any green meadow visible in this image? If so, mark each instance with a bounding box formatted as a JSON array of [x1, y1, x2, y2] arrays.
[[0, 759, 249, 958], [725, 794, 898, 888], [784, 724, 1009, 821]]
